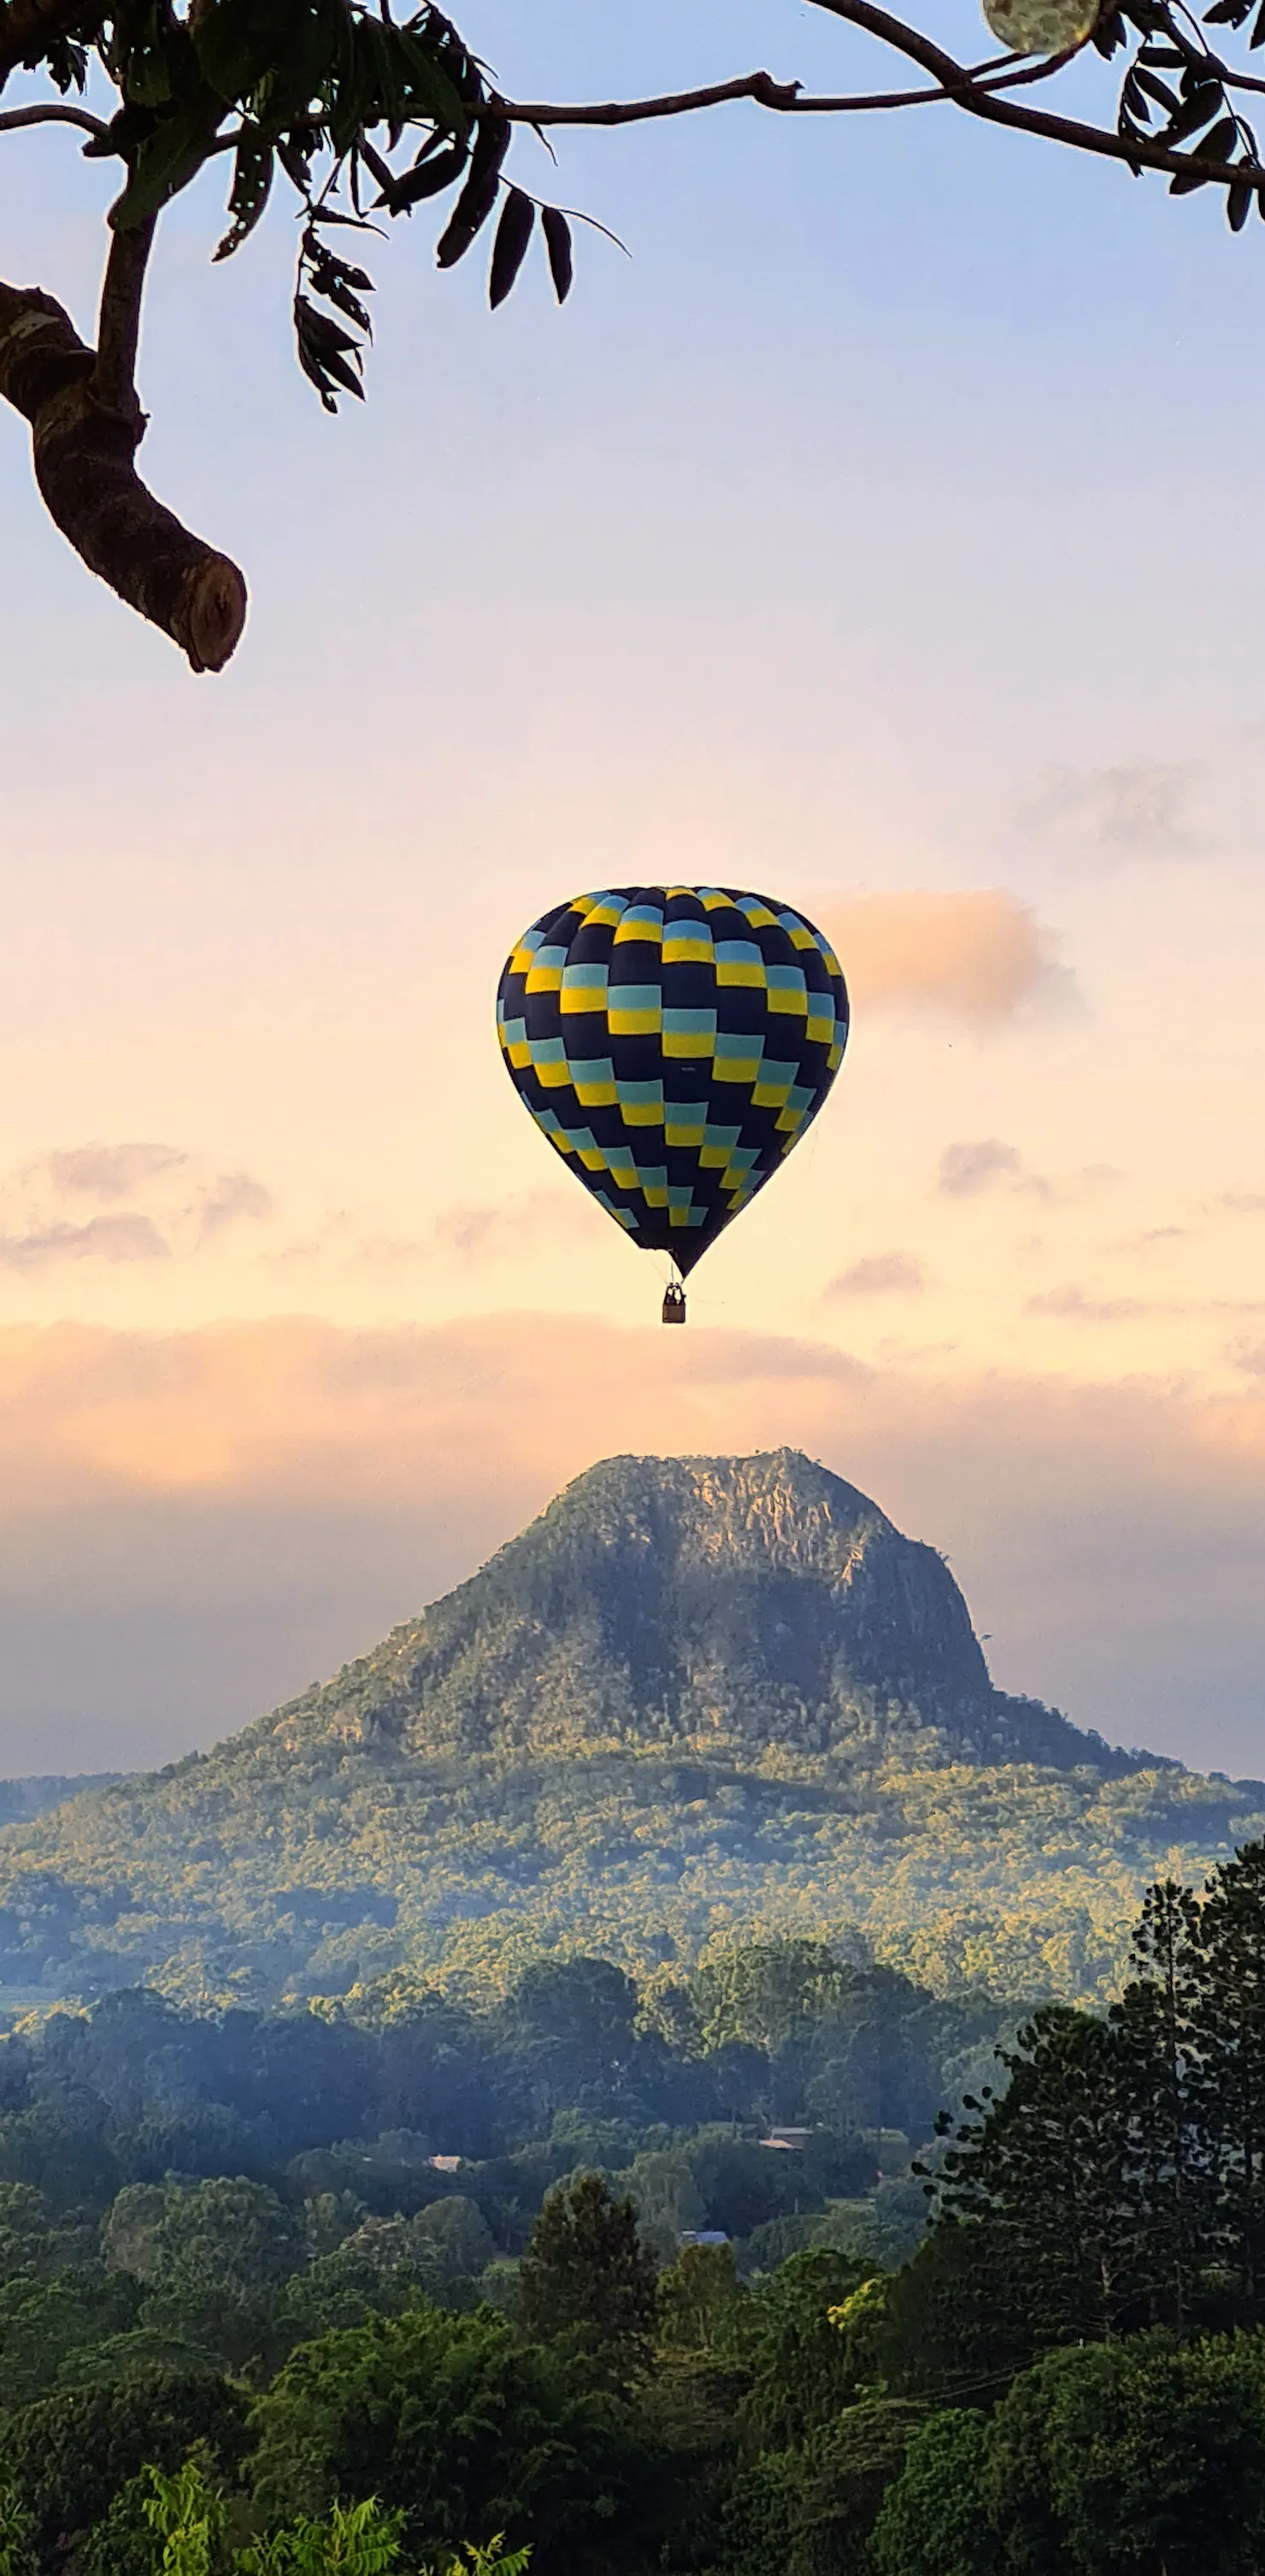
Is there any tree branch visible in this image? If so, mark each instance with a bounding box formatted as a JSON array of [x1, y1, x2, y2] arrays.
[[499, 52, 1084, 126], [503, 70, 803, 126], [502, 12, 1265, 193], [92, 212, 154, 414], [804, 0, 1265, 188], [0, 101, 109, 138], [0, 275, 246, 667]]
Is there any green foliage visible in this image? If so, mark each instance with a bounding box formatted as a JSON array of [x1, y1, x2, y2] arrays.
[[875, 2335, 1265, 2576], [241, 2491, 406, 2576], [518, 2172, 658, 2375], [0, 1453, 1244, 2013], [3, 2373, 250, 2567], [656, 2244, 741, 2356], [244, 2305, 662, 2571], [0, 2485, 36, 2576], [870, 2410, 996, 2576], [142, 2456, 228, 2576], [729, 2250, 872, 2447]]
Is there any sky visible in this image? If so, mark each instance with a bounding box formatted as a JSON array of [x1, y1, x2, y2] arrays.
[[2, 0, 1265, 1775]]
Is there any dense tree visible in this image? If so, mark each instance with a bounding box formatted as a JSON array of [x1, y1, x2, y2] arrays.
[[1193, 1840, 1265, 2304], [733, 2250, 870, 2449], [932, 2003, 1147, 2346], [7, 0, 1265, 663], [3, 2372, 250, 2569], [244, 2304, 662, 2571], [922, 1843, 1265, 2357], [874, 2333, 1265, 2576], [518, 2172, 657, 2377]]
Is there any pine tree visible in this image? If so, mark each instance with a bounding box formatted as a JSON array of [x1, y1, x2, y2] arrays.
[[518, 2172, 658, 2375], [933, 2006, 1145, 2348], [1192, 1840, 1265, 2313], [1109, 1877, 1213, 2331]]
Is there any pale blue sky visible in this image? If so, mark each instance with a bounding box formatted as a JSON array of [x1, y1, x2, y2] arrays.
[[3, 0, 1265, 1776]]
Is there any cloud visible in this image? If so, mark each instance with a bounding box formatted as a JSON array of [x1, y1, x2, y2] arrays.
[[1228, 1341, 1265, 1378], [0, 1142, 275, 1268], [3, 1314, 1265, 1776], [1218, 1193, 1265, 1217], [273, 1191, 604, 1276], [1026, 1284, 1150, 1324], [193, 1171, 275, 1239], [822, 889, 1071, 1026], [432, 1191, 597, 1261], [938, 1138, 1027, 1198], [34, 1143, 188, 1202], [0, 1214, 170, 1269], [825, 1251, 928, 1298], [1021, 760, 1202, 856], [936, 1140, 1121, 1206]]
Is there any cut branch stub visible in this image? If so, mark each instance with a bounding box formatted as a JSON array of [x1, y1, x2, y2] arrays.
[[0, 280, 245, 669]]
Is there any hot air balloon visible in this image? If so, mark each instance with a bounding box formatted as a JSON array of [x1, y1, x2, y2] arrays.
[[497, 884, 849, 1322]]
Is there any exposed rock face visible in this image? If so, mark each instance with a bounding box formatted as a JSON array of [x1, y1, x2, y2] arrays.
[[271, 1449, 1127, 1775], [0, 1447, 1189, 2006]]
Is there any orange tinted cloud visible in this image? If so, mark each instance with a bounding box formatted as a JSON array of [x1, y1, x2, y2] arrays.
[[824, 890, 1068, 1025]]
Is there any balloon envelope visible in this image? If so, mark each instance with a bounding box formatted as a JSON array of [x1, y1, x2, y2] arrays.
[[497, 885, 849, 1278]]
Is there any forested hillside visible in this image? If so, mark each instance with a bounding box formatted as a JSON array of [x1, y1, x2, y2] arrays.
[[0, 1451, 1256, 2012], [5, 1860, 1265, 2575]]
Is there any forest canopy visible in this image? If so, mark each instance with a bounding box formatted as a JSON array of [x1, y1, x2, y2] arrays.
[[5, 1851, 1265, 2573]]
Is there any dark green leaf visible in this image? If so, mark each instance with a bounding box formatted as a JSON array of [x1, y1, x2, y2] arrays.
[[294, 294, 361, 356], [435, 110, 509, 265], [1252, 0, 1265, 44], [489, 185, 534, 308], [1133, 66, 1180, 107], [360, 138, 395, 191], [1169, 159, 1213, 186], [277, 132, 313, 191], [214, 131, 274, 259], [374, 138, 465, 208], [1165, 80, 1223, 141], [1198, 112, 1239, 157], [45, 34, 87, 90], [1227, 172, 1255, 223], [541, 203, 573, 302], [296, 338, 339, 410], [393, 27, 473, 137], [315, 346, 364, 398]]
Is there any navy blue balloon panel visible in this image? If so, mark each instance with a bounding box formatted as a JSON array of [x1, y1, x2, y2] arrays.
[[497, 885, 849, 1278]]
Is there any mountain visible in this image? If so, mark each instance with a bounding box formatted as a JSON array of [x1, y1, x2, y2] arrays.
[[0, 1450, 1258, 2013], [0, 1775, 124, 1827]]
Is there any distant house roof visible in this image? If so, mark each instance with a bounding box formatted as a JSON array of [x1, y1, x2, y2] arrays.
[[680, 2230, 730, 2247], [759, 2127, 813, 2150], [428, 2155, 462, 2171]]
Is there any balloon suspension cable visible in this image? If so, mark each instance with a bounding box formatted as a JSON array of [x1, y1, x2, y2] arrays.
[[662, 1269, 687, 1327]]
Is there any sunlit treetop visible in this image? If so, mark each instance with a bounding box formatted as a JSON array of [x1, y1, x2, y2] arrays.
[[2, 0, 1262, 667]]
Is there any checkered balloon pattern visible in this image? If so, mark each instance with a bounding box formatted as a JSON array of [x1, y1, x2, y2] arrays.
[[497, 885, 849, 1278]]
